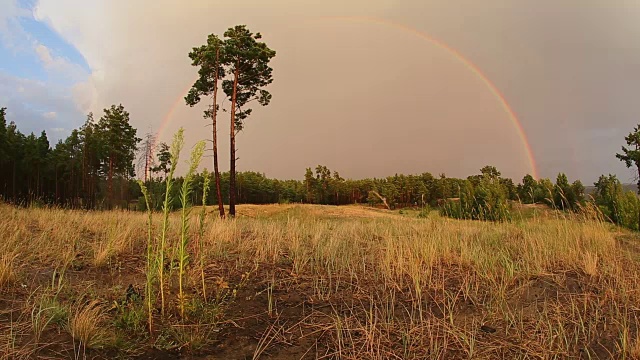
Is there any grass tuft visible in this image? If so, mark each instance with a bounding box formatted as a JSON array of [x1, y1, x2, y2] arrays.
[[0, 253, 17, 291], [68, 300, 110, 350]]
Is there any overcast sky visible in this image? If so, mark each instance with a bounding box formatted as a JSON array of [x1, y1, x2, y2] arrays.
[[1, 0, 639, 183]]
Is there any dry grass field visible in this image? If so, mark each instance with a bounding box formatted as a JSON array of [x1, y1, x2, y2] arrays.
[[1, 203, 640, 359]]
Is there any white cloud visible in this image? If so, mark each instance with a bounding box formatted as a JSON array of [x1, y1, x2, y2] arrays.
[[42, 111, 56, 119], [34, 43, 89, 83], [34, 43, 52, 63], [1, 1, 92, 120], [0, 71, 84, 139], [0, 0, 31, 50], [71, 78, 97, 114]]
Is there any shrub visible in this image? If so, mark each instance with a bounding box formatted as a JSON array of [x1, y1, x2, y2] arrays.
[[593, 174, 640, 230], [417, 205, 432, 218], [440, 178, 511, 222]]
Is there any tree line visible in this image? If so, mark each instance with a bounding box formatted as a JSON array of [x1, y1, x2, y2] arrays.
[[2, 100, 640, 231], [137, 162, 584, 212], [0, 105, 140, 208]]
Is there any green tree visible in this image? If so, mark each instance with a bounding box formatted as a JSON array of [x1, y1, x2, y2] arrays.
[[554, 173, 571, 210], [0, 108, 7, 198], [616, 125, 640, 229], [0, 108, 6, 163], [380, 182, 399, 209], [36, 131, 50, 197], [314, 165, 332, 204], [152, 142, 171, 180], [303, 168, 316, 203], [96, 104, 140, 208], [500, 177, 517, 201], [186, 34, 226, 218], [5, 121, 24, 201], [571, 180, 585, 208], [536, 178, 555, 205], [79, 115, 101, 208], [22, 132, 39, 200], [221, 25, 276, 217], [519, 174, 537, 204], [480, 165, 501, 179], [593, 174, 639, 229]]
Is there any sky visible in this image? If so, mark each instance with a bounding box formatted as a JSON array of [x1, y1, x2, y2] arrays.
[[1, 0, 639, 183]]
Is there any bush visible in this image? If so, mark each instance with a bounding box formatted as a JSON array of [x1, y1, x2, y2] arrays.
[[613, 191, 639, 230], [137, 196, 147, 212], [593, 174, 640, 230], [417, 206, 432, 218], [440, 178, 511, 222]]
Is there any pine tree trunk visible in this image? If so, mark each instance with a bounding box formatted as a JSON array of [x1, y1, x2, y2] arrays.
[[212, 47, 225, 219], [36, 167, 40, 200], [637, 166, 640, 231], [121, 176, 126, 210], [11, 160, 16, 203], [108, 154, 114, 209], [82, 145, 86, 202], [229, 62, 239, 217], [91, 172, 97, 209], [55, 166, 59, 203]]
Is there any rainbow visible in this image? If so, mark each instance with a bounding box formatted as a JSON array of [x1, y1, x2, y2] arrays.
[[157, 16, 538, 179], [155, 80, 198, 148], [324, 16, 538, 179]]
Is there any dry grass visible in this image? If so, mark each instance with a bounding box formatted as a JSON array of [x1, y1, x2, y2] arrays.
[[92, 222, 134, 267], [0, 203, 639, 358], [0, 253, 17, 291], [68, 300, 109, 349]]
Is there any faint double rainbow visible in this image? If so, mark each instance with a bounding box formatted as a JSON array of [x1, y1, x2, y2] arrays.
[[156, 15, 539, 179]]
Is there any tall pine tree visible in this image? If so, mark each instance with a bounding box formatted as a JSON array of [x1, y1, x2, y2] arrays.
[[221, 25, 276, 217], [96, 105, 141, 208]]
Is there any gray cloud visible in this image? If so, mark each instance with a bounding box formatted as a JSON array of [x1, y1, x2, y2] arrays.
[[27, 0, 640, 182], [0, 72, 85, 141]]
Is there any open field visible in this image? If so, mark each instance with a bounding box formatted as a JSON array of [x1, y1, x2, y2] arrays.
[[1, 203, 640, 359]]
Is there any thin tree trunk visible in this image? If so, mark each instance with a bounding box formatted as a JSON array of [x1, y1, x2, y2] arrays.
[[36, 167, 40, 200], [636, 143, 640, 231], [91, 172, 97, 209], [108, 154, 114, 209], [212, 47, 225, 219], [144, 144, 149, 183], [229, 62, 239, 217], [121, 176, 127, 210], [637, 166, 640, 231], [11, 160, 16, 203], [55, 166, 59, 203], [82, 143, 86, 201], [371, 190, 391, 210]]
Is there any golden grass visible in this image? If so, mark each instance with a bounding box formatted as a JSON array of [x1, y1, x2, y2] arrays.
[[630, 335, 640, 359], [92, 222, 134, 267], [1, 203, 639, 358], [68, 300, 109, 349], [0, 253, 17, 291]]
